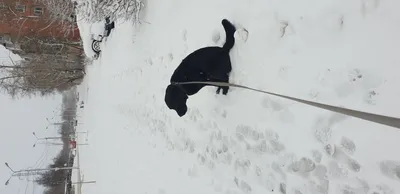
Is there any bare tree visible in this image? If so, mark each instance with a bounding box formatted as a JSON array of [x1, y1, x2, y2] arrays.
[[33, 0, 79, 38], [0, 0, 42, 40], [34, 0, 76, 22], [0, 53, 84, 98], [37, 90, 79, 194], [36, 148, 71, 190], [76, 0, 145, 23]]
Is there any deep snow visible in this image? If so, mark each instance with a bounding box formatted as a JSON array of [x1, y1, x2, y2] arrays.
[[74, 0, 400, 193]]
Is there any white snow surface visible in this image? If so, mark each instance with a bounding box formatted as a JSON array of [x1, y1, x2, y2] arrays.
[[75, 0, 400, 193]]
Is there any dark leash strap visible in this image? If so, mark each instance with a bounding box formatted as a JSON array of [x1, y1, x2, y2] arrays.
[[172, 81, 400, 130]]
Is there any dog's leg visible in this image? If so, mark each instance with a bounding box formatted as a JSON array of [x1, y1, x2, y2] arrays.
[[212, 74, 229, 95], [221, 72, 230, 95], [215, 86, 228, 95], [216, 87, 222, 94], [222, 86, 229, 95]]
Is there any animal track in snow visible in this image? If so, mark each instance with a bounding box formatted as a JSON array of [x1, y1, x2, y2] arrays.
[[293, 189, 304, 194], [328, 160, 349, 178], [340, 136, 356, 155], [361, 0, 380, 17], [251, 138, 285, 155], [234, 158, 252, 175], [198, 121, 218, 131], [234, 177, 252, 194], [279, 21, 289, 38], [261, 97, 285, 112], [166, 53, 174, 62], [315, 124, 332, 144], [348, 69, 364, 82], [279, 182, 287, 194], [324, 143, 361, 174], [313, 165, 328, 180], [335, 69, 383, 98], [364, 89, 378, 105], [379, 160, 400, 181], [308, 179, 330, 194], [337, 181, 372, 194], [212, 107, 228, 118], [145, 58, 153, 65], [369, 183, 394, 194], [235, 124, 273, 154], [212, 30, 221, 44], [312, 150, 323, 163], [319, 13, 344, 32], [236, 125, 262, 141], [314, 113, 347, 144], [187, 108, 203, 122], [181, 29, 188, 55], [261, 98, 294, 123], [288, 157, 316, 175], [271, 162, 287, 181]]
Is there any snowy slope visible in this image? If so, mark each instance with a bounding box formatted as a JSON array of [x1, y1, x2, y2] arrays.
[[75, 0, 400, 193]]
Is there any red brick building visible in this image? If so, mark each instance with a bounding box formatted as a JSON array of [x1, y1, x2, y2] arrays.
[[0, 0, 80, 47]]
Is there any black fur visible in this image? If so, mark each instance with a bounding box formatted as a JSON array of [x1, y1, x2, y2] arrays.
[[165, 19, 236, 117]]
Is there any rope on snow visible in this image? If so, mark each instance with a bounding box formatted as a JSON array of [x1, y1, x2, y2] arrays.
[[172, 81, 400, 130]]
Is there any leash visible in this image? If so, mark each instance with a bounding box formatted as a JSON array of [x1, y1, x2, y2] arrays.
[[172, 81, 400, 130]]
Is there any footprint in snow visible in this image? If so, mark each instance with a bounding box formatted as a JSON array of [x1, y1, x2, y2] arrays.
[[271, 162, 287, 180], [271, 153, 297, 180], [313, 164, 328, 180], [337, 182, 370, 194], [319, 13, 344, 32], [340, 136, 356, 155], [335, 68, 382, 98], [234, 177, 252, 194], [188, 108, 202, 122], [314, 113, 347, 144], [212, 31, 221, 44], [312, 149, 323, 163], [379, 160, 400, 181], [261, 97, 285, 112], [261, 97, 294, 123], [308, 179, 330, 194], [213, 107, 228, 118], [288, 157, 316, 176], [369, 183, 394, 194], [364, 89, 378, 105], [324, 143, 361, 173], [181, 29, 188, 55], [166, 53, 174, 63], [234, 124, 285, 155], [234, 158, 251, 176], [361, 0, 380, 17]]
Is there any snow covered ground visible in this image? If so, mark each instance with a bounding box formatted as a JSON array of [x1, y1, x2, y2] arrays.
[[74, 0, 400, 193]]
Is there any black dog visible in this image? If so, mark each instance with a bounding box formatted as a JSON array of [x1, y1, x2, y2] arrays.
[[165, 19, 236, 117]]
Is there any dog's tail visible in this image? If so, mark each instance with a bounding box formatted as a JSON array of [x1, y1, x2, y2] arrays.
[[222, 19, 236, 51]]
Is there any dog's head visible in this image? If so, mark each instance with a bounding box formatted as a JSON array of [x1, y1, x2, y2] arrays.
[[165, 84, 188, 117]]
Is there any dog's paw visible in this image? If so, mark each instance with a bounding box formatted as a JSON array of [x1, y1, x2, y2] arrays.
[[222, 87, 229, 95], [216, 87, 229, 95]]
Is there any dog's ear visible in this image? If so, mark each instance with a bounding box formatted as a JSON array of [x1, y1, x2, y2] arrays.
[[176, 104, 188, 117], [165, 85, 176, 109]]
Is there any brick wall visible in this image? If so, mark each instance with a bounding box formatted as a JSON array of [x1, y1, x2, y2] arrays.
[[0, 0, 80, 42]]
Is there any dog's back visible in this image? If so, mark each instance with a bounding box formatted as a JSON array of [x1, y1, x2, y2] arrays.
[[170, 19, 237, 85]]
